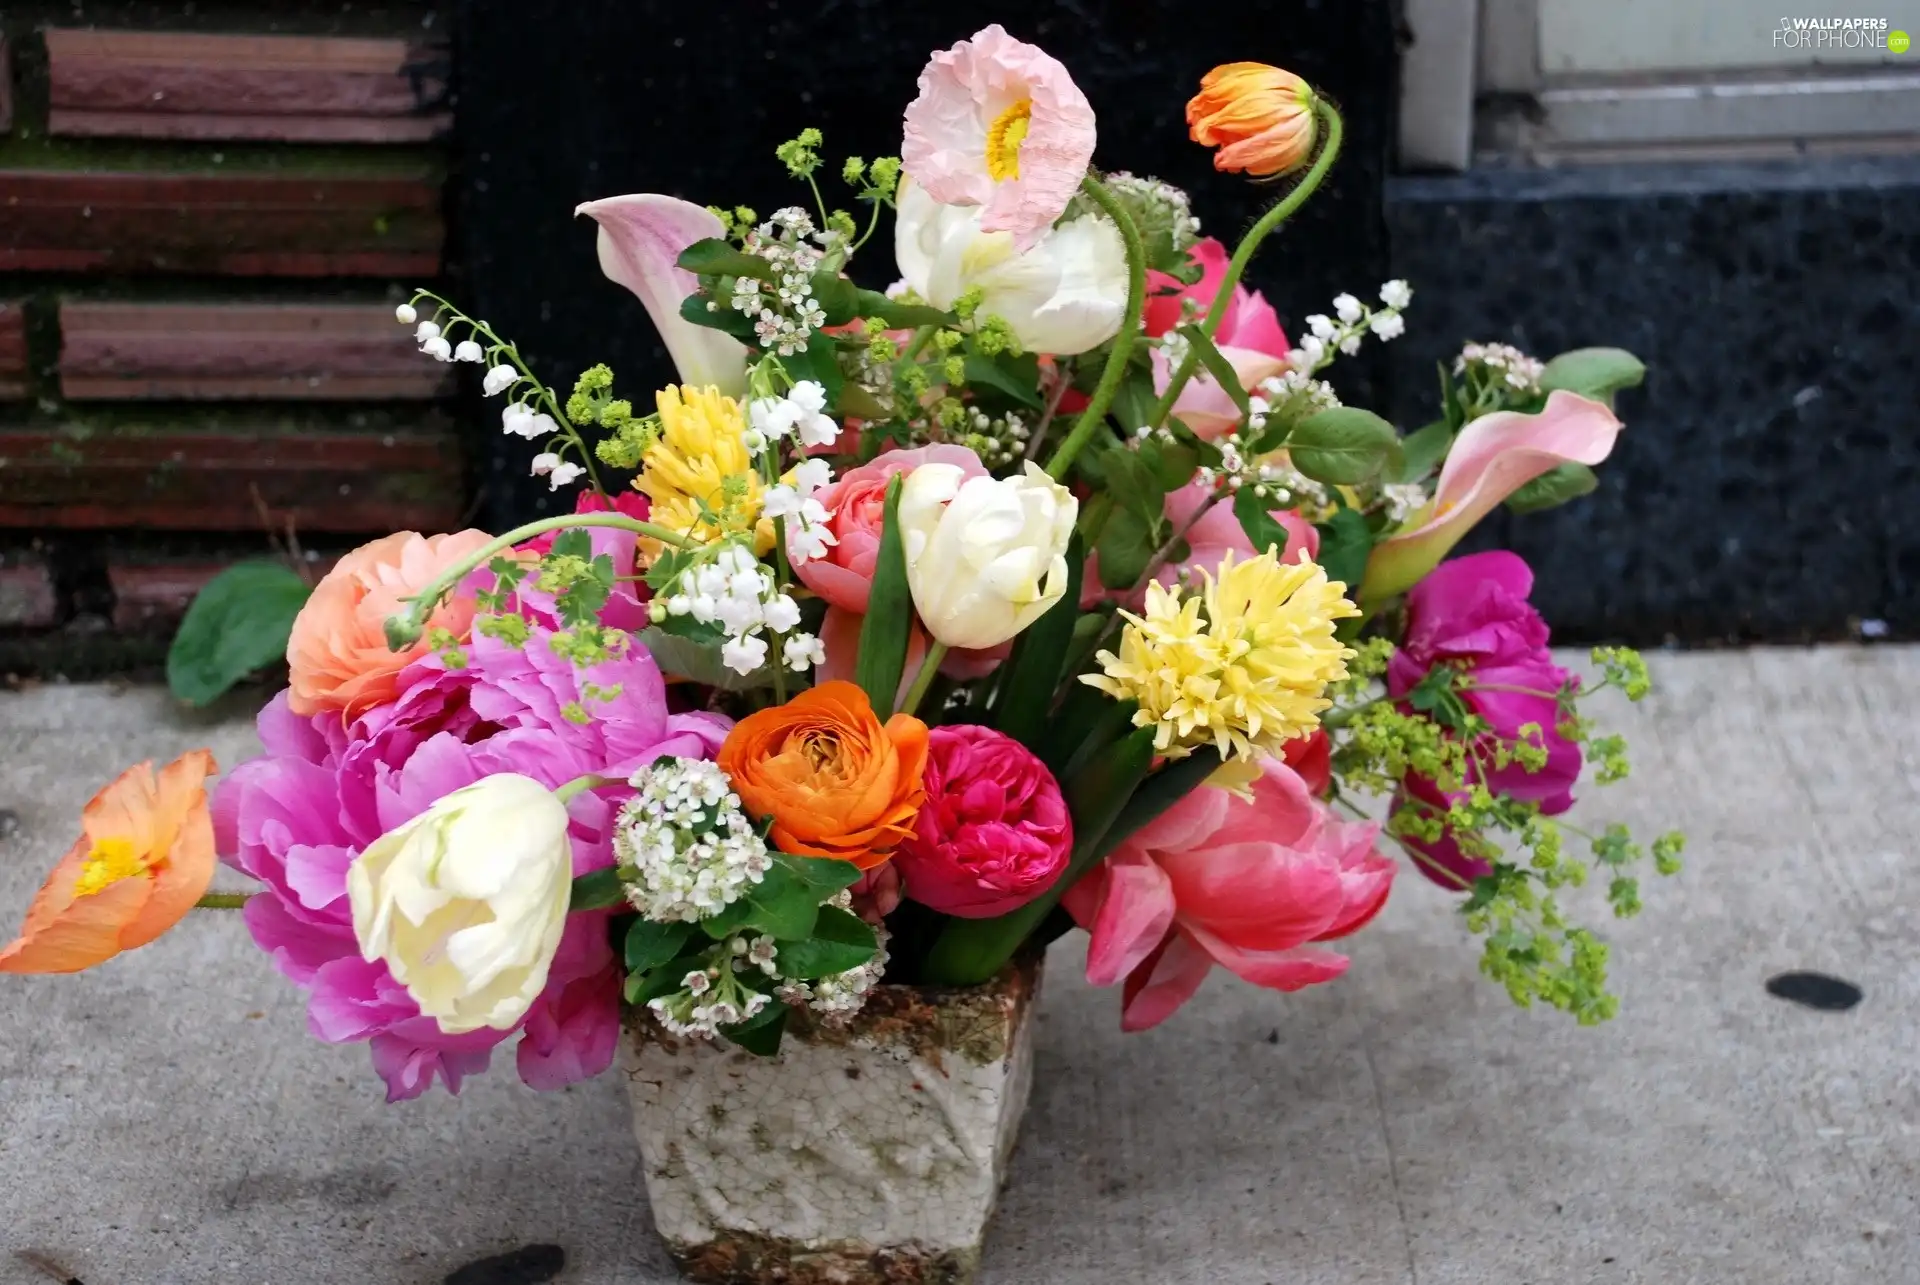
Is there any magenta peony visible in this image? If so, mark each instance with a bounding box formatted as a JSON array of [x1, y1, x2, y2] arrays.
[[1386, 550, 1582, 888], [1064, 757, 1394, 1031], [213, 628, 728, 1100], [520, 489, 653, 633], [891, 724, 1071, 918]]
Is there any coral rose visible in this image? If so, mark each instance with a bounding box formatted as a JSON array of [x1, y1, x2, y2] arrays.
[[795, 444, 988, 613], [892, 725, 1071, 918], [717, 681, 930, 870], [1, 750, 218, 974], [287, 530, 493, 718]]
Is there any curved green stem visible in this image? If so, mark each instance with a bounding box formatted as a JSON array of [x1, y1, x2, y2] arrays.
[[1144, 98, 1346, 431], [554, 774, 613, 804], [1042, 175, 1148, 481], [195, 893, 251, 910], [899, 641, 950, 718], [387, 513, 694, 649]]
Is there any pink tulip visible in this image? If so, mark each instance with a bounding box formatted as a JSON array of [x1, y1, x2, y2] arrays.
[[1362, 390, 1622, 602], [574, 194, 748, 396], [1144, 237, 1291, 439], [1064, 757, 1395, 1031]]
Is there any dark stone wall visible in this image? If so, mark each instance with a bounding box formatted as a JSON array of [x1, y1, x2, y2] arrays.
[[1386, 158, 1920, 643], [452, 0, 1396, 528]]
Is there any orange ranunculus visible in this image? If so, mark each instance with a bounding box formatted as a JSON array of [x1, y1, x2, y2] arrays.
[[1186, 62, 1318, 178], [717, 681, 929, 870], [286, 529, 494, 717], [0, 750, 218, 974]]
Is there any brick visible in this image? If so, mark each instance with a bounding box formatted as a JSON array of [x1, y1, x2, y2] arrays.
[[0, 428, 467, 533], [0, 561, 58, 630], [60, 302, 450, 400], [45, 29, 450, 144], [0, 171, 443, 277], [107, 557, 338, 632], [0, 302, 25, 400]]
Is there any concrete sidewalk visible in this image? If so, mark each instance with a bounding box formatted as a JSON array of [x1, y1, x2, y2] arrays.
[[1, 647, 1915, 1284]]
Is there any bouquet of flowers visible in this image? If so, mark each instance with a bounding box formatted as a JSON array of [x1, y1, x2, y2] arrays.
[[4, 28, 1682, 1105]]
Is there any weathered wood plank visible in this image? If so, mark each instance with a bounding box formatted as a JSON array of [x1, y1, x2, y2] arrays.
[[0, 561, 58, 630], [0, 35, 13, 136], [60, 302, 449, 400], [0, 172, 443, 277], [0, 303, 26, 400], [45, 29, 451, 143], [0, 428, 467, 532]]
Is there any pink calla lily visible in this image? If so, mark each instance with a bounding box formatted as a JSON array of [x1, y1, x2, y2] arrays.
[[575, 194, 748, 396], [1361, 390, 1622, 602]]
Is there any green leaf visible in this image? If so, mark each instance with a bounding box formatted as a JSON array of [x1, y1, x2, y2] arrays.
[[781, 329, 844, 407], [962, 352, 1044, 409], [1096, 505, 1156, 590], [703, 861, 822, 942], [165, 561, 313, 707], [1138, 434, 1199, 491], [855, 475, 913, 717], [625, 962, 697, 1006], [1313, 507, 1375, 594], [994, 534, 1084, 747], [923, 726, 1158, 985], [1177, 324, 1251, 420], [722, 1004, 789, 1056], [809, 272, 862, 326], [676, 237, 774, 281], [1539, 347, 1645, 405], [638, 627, 777, 691], [776, 905, 879, 979], [1287, 407, 1402, 486], [678, 291, 760, 343], [851, 289, 952, 330], [569, 868, 625, 912], [1233, 487, 1295, 558], [625, 918, 695, 973], [1392, 419, 1452, 484], [1099, 445, 1168, 526], [1107, 367, 1160, 438], [777, 852, 865, 895], [1504, 462, 1599, 514]]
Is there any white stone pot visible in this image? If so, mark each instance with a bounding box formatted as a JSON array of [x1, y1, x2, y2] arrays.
[[622, 958, 1041, 1285]]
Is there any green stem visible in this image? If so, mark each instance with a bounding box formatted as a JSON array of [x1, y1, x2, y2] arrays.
[[899, 641, 950, 718], [900, 325, 937, 363], [1042, 175, 1148, 481], [554, 774, 612, 804], [195, 893, 250, 910], [388, 513, 694, 649], [1320, 694, 1387, 730], [1144, 98, 1345, 431]]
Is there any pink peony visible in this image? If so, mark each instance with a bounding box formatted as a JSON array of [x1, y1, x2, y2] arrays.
[[214, 629, 728, 1101], [1065, 757, 1394, 1031], [1386, 550, 1582, 888], [795, 445, 989, 613], [901, 24, 1097, 252], [521, 489, 652, 632], [1144, 237, 1292, 439], [892, 724, 1072, 918]]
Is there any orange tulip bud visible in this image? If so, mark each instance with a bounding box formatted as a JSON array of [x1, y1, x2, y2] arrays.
[[1186, 62, 1318, 179]]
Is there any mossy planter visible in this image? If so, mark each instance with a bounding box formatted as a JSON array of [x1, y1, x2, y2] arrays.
[[622, 956, 1042, 1285]]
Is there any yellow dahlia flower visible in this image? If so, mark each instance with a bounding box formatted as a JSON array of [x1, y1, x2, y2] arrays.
[[1083, 549, 1359, 761], [637, 385, 773, 553]]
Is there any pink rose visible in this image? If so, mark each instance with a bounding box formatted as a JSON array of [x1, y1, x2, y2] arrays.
[[1065, 757, 1394, 1031], [1145, 237, 1292, 439], [794, 445, 989, 612], [892, 725, 1072, 919]]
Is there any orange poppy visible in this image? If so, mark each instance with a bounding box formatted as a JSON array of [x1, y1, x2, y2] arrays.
[[0, 750, 219, 974]]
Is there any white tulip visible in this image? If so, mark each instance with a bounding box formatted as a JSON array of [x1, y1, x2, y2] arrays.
[[894, 178, 1126, 356], [898, 461, 1079, 651], [347, 774, 574, 1035]]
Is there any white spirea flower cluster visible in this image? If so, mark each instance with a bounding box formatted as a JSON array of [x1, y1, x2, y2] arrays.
[[1290, 279, 1414, 372], [652, 544, 819, 676], [731, 207, 830, 356], [1103, 171, 1202, 251], [775, 902, 890, 1025], [1381, 481, 1430, 524], [648, 974, 773, 1040], [1455, 341, 1546, 393], [614, 757, 773, 922]]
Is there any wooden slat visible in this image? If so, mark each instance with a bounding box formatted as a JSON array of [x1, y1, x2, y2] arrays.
[[108, 558, 335, 631], [60, 302, 450, 400], [0, 35, 13, 135], [0, 303, 26, 400], [0, 429, 466, 532], [0, 562, 58, 630], [0, 171, 442, 277], [45, 29, 451, 143]]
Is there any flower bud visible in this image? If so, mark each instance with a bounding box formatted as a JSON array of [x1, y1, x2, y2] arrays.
[[1186, 63, 1318, 179], [395, 303, 418, 325], [898, 461, 1077, 651], [346, 773, 574, 1034]]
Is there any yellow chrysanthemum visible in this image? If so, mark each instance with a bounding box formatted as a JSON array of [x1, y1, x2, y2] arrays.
[[1083, 549, 1359, 761], [637, 385, 774, 554]]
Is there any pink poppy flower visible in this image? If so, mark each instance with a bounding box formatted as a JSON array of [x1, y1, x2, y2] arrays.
[[901, 24, 1097, 251], [1064, 757, 1395, 1031], [1362, 390, 1622, 601]]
